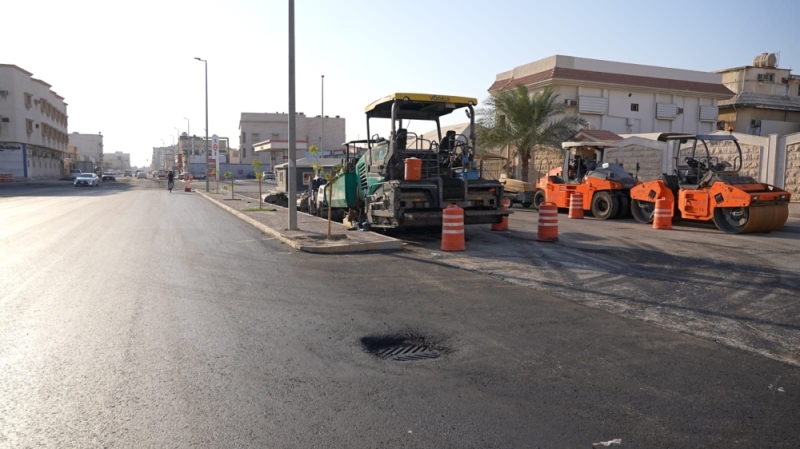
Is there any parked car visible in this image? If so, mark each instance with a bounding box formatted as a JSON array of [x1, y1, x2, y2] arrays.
[[178, 172, 192, 180], [136, 171, 147, 179], [124, 170, 132, 177], [70, 169, 82, 180], [262, 171, 275, 180], [246, 171, 256, 179], [102, 171, 116, 181], [194, 171, 207, 180], [74, 173, 100, 187]]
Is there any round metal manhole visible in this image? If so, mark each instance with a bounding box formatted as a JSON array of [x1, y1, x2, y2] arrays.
[[361, 334, 442, 362]]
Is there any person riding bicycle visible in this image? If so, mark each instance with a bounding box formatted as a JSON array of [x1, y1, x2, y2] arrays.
[[167, 170, 175, 192]]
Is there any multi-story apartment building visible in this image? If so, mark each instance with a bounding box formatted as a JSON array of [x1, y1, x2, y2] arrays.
[[0, 64, 69, 179], [68, 133, 104, 169], [716, 53, 800, 136], [105, 151, 130, 170], [151, 145, 175, 171], [177, 135, 229, 173], [489, 55, 734, 135], [239, 112, 345, 170]]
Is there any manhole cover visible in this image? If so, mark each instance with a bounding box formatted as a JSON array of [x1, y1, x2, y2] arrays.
[[377, 344, 440, 361]]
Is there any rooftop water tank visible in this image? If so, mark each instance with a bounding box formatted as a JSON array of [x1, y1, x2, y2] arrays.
[[753, 53, 778, 68]]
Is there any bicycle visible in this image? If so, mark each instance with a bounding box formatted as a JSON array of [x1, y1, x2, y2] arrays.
[[168, 180, 174, 193]]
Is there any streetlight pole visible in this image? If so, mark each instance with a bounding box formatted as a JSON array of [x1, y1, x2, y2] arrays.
[[184, 117, 192, 173], [174, 126, 180, 172], [321, 74, 324, 155], [287, 0, 297, 230], [195, 57, 209, 192]]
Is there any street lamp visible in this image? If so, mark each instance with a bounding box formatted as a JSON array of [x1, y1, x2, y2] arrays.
[[184, 117, 193, 172], [287, 0, 297, 230], [195, 57, 209, 192]]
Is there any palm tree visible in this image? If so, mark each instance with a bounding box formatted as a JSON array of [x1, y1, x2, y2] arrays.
[[477, 86, 586, 182]]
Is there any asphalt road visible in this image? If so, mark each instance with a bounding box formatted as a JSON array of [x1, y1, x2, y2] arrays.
[[1, 178, 799, 448]]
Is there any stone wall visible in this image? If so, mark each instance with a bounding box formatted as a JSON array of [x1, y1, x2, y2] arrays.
[[785, 143, 800, 201], [702, 141, 761, 179], [605, 145, 662, 181], [528, 146, 563, 181]]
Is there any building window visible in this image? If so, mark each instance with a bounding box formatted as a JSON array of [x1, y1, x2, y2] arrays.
[[26, 119, 33, 134], [630, 103, 639, 112], [24, 93, 33, 109], [241, 133, 246, 144], [252, 133, 260, 143], [242, 148, 246, 158], [271, 133, 280, 139]]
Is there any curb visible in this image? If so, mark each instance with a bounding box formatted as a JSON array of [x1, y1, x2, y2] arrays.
[[195, 191, 402, 253]]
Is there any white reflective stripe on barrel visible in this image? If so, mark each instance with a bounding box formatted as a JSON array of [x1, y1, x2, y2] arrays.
[[442, 222, 463, 227], [442, 230, 464, 235]]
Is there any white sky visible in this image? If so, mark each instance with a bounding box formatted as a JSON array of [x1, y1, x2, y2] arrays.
[[5, 0, 800, 167]]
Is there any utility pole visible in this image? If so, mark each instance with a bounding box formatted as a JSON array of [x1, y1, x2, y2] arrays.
[[195, 57, 209, 191], [287, 0, 297, 230], [321, 74, 324, 155]]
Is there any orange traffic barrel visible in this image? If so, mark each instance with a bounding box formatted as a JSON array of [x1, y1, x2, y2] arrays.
[[441, 204, 466, 251], [653, 197, 672, 230], [405, 157, 422, 181], [185, 182, 192, 192], [537, 202, 559, 242], [491, 197, 510, 231], [568, 192, 584, 219]]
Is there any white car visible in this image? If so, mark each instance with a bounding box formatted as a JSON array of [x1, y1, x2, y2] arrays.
[[136, 171, 147, 179], [74, 173, 100, 187]]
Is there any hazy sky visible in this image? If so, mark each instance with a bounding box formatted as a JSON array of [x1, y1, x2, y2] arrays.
[[5, 0, 800, 167]]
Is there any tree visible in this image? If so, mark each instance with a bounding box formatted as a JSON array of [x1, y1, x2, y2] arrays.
[[251, 158, 264, 210], [309, 145, 342, 240], [477, 86, 586, 182], [224, 171, 234, 199]]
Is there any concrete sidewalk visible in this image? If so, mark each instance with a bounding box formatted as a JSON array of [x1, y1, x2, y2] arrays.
[[195, 189, 402, 253]]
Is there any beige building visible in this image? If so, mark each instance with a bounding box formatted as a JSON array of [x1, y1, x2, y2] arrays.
[[716, 53, 800, 136], [0, 64, 69, 179], [104, 151, 130, 170], [241, 112, 346, 170], [490, 55, 734, 136], [69, 133, 104, 169]]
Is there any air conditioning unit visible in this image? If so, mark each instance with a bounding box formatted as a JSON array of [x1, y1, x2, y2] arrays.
[[564, 99, 577, 106], [751, 119, 762, 127], [676, 107, 684, 114]]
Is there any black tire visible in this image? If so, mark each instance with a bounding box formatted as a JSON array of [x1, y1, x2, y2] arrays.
[[630, 199, 655, 223], [531, 190, 546, 211], [616, 195, 630, 219], [591, 191, 619, 220], [522, 201, 533, 208]]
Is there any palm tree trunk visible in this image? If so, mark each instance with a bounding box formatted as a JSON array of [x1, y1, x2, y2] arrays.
[[521, 150, 531, 182]]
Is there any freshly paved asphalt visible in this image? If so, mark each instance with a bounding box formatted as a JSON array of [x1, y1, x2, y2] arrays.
[[1, 178, 799, 448]]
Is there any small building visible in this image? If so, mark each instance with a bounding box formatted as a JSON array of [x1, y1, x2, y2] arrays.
[[240, 112, 346, 168], [489, 55, 734, 136], [0, 64, 69, 179], [716, 53, 800, 136], [274, 157, 343, 194]]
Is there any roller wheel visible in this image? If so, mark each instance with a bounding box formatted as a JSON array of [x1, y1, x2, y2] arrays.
[[616, 195, 630, 219], [631, 199, 655, 224], [591, 191, 619, 220], [532, 190, 546, 211], [713, 205, 789, 234]]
